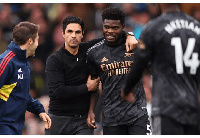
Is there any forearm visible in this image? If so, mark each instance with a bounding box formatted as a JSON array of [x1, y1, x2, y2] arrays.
[[27, 94, 45, 115], [89, 91, 99, 113], [49, 83, 88, 101], [81, 37, 104, 50], [123, 48, 149, 95]]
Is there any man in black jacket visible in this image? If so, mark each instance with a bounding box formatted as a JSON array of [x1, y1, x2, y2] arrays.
[[45, 16, 137, 135], [122, 4, 200, 135], [86, 7, 151, 135]]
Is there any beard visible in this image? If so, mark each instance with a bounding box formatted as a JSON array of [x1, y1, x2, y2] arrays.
[[69, 45, 79, 49]]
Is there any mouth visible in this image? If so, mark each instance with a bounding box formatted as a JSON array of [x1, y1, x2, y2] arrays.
[[106, 35, 115, 41], [70, 39, 78, 44]]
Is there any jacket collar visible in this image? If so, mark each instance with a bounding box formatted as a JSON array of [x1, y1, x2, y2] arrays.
[[8, 41, 27, 60], [60, 44, 79, 56]]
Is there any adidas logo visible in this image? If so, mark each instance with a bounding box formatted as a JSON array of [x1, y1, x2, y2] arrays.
[[18, 68, 23, 79], [124, 53, 134, 57], [18, 68, 22, 73], [101, 57, 108, 62]]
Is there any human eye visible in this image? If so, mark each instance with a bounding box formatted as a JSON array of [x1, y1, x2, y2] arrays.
[[67, 30, 73, 33], [104, 25, 109, 29], [76, 30, 81, 34], [113, 26, 119, 30]]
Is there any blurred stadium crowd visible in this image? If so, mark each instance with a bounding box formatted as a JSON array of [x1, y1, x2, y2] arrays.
[[0, 3, 200, 135]]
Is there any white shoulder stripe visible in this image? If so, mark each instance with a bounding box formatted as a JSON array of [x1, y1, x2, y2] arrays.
[[86, 39, 105, 55]]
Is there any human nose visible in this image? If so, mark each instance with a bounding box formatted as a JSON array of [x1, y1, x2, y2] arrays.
[[71, 32, 76, 38], [107, 28, 114, 33]]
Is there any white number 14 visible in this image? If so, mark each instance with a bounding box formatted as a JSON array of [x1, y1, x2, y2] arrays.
[[171, 37, 200, 74]]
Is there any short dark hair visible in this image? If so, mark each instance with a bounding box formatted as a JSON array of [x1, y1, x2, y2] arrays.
[[13, 21, 40, 45], [102, 7, 126, 25], [62, 16, 84, 33]]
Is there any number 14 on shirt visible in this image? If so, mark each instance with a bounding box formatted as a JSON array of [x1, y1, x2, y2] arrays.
[[171, 37, 200, 74]]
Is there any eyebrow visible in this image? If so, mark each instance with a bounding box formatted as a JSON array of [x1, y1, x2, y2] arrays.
[[66, 29, 82, 33], [103, 25, 120, 27], [67, 29, 81, 31], [76, 30, 81, 33], [67, 29, 73, 32]]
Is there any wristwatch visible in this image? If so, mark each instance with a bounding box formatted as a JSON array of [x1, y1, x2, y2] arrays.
[[127, 32, 135, 36]]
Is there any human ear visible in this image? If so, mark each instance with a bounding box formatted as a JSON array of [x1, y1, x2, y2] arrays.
[[122, 24, 125, 29], [62, 31, 65, 38], [28, 38, 33, 45]]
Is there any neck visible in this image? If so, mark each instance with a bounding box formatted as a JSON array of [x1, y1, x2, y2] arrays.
[[65, 43, 79, 55], [116, 37, 123, 45], [161, 5, 180, 14], [19, 44, 29, 58]]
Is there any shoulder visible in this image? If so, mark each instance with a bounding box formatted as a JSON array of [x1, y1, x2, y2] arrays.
[[184, 12, 200, 25], [0, 50, 16, 76], [140, 15, 169, 41], [46, 50, 63, 67], [46, 52, 56, 63], [86, 39, 105, 55], [0, 50, 16, 65], [142, 16, 163, 34]]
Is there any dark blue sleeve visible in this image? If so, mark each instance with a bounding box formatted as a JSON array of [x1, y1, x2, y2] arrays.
[[26, 93, 45, 115], [0, 59, 14, 103], [0, 59, 12, 89]]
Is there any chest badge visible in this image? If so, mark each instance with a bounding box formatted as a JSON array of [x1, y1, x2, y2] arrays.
[[18, 68, 23, 79], [101, 57, 108, 62], [124, 53, 134, 57]]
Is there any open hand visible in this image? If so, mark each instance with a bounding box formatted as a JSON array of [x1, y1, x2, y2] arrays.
[[39, 112, 51, 129]]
